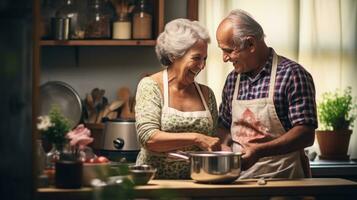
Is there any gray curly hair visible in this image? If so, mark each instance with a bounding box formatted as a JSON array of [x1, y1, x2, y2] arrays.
[[155, 18, 210, 66], [226, 9, 265, 49]]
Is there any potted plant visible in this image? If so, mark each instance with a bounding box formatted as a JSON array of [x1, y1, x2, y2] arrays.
[[316, 87, 357, 160]]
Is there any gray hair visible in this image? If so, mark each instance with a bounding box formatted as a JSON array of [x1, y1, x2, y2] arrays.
[[155, 18, 210, 66], [226, 9, 265, 49]]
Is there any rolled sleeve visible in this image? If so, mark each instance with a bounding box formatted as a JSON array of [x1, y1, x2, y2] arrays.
[[286, 67, 318, 129], [135, 77, 162, 147]]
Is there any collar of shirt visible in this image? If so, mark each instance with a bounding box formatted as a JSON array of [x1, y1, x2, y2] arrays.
[[241, 48, 274, 84]]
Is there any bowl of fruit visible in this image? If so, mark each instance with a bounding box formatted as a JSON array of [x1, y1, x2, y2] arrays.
[[82, 156, 110, 186]]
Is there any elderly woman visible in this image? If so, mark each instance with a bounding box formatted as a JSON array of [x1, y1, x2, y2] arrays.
[[135, 18, 220, 179]]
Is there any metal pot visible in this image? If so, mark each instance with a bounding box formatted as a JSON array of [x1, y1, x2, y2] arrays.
[[169, 151, 242, 183], [101, 119, 140, 151]]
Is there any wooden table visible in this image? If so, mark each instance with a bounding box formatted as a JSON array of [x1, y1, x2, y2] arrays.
[[37, 178, 357, 200]]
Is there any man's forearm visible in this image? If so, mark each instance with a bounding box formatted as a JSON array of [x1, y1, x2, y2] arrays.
[[255, 125, 315, 158]]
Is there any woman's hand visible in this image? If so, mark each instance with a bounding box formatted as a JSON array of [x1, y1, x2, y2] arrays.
[[221, 144, 232, 152], [194, 133, 221, 151]]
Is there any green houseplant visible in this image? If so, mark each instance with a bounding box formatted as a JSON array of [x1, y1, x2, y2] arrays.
[[316, 87, 357, 160]]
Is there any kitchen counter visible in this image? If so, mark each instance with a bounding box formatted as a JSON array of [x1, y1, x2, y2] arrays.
[[38, 178, 357, 199]]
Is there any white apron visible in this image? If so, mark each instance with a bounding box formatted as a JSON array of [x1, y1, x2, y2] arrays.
[[136, 69, 214, 179], [161, 69, 213, 123], [231, 51, 305, 179]]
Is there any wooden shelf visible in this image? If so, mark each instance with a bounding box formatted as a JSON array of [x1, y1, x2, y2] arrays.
[[40, 40, 157, 46]]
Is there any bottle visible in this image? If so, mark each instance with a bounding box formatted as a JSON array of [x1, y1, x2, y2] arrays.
[[56, 0, 85, 39], [36, 140, 46, 176], [113, 13, 131, 39], [40, 0, 58, 39], [85, 0, 112, 39], [132, 0, 152, 39]]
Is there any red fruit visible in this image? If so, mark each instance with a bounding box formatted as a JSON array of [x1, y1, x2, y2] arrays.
[[97, 156, 109, 163]]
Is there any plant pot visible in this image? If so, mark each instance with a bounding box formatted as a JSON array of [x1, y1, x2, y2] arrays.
[[55, 160, 83, 188], [316, 130, 352, 160]]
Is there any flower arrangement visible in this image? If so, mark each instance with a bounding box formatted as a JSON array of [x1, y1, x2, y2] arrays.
[[66, 124, 94, 161], [37, 105, 71, 150], [37, 105, 94, 161]]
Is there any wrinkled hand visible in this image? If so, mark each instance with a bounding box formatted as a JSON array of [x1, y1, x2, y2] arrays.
[[221, 144, 232, 152], [241, 142, 260, 171], [196, 134, 221, 151]]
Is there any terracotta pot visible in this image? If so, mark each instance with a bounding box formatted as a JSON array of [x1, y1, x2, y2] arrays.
[[316, 130, 352, 160]]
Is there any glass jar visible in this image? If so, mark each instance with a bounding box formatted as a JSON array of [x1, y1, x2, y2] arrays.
[[56, 0, 85, 39], [44, 144, 61, 185], [132, 0, 152, 39], [85, 0, 112, 39], [113, 13, 131, 39], [36, 140, 47, 175]]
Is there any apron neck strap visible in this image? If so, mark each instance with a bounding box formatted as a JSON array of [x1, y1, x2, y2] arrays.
[[163, 69, 209, 111], [268, 51, 278, 99], [163, 68, 169, 106]]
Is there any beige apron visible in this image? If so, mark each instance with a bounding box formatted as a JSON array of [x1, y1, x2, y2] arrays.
[[231, 51, 305, 179]]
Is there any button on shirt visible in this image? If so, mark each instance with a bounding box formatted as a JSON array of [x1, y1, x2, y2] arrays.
[[218, 48, 318, 131]]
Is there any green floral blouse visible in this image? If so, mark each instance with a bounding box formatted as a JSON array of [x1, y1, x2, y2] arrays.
[[135, 76, 218, 179]]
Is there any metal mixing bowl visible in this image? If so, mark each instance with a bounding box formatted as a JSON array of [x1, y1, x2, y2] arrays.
[[128, 165, 156, 185]]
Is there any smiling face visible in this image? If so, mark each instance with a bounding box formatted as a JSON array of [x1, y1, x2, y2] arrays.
[[172, 39, 208, 85], [216, 20, 253, 74]]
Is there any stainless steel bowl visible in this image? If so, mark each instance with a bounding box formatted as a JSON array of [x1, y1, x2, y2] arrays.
[[169, 151, 242, 183], [128, 165, 156, 185]]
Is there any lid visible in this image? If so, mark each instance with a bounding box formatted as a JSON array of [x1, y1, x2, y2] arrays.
[[40, 81, 82, 129]]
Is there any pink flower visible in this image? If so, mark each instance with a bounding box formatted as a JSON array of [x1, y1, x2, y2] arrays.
[[66, 124, 94, 149]]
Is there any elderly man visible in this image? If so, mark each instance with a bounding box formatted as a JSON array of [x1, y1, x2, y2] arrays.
[[216, 9, 317, 179]]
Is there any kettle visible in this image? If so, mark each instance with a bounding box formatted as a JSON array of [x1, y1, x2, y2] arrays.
[[101, 119, 140, 151]]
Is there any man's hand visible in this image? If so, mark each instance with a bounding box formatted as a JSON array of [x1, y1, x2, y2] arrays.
[[241, 142, 260, 170]]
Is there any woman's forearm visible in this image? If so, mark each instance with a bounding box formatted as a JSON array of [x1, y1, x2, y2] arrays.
[[145, 131, 199, 152]]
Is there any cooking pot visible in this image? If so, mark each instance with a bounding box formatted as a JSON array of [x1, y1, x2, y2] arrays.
[[169, 151, 242, 183], [101, 119, 140, 151]]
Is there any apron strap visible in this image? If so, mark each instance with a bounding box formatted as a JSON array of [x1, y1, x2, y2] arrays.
[[233, 73, 241, 102], [194, 82, 210, 112], [163, 69, 169, 107], [268, 51, 278, 100]]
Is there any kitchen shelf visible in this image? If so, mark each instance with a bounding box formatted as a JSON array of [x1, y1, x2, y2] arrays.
[[40, 40, 157, 46]]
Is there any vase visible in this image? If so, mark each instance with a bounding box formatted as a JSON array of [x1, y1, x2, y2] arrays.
[[55, 159, 83, 189]]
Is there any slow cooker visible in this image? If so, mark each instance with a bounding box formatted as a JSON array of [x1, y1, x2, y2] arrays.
[[99, 119, 140, 162]]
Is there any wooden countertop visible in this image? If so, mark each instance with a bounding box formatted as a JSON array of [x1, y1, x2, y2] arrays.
[[38, 178, 357, 199]]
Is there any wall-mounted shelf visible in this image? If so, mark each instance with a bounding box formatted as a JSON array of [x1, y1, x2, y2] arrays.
[[40, 40, 156, 46]]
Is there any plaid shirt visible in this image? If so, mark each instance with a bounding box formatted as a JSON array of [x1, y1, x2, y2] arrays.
[[218, 48, 318, 131]]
